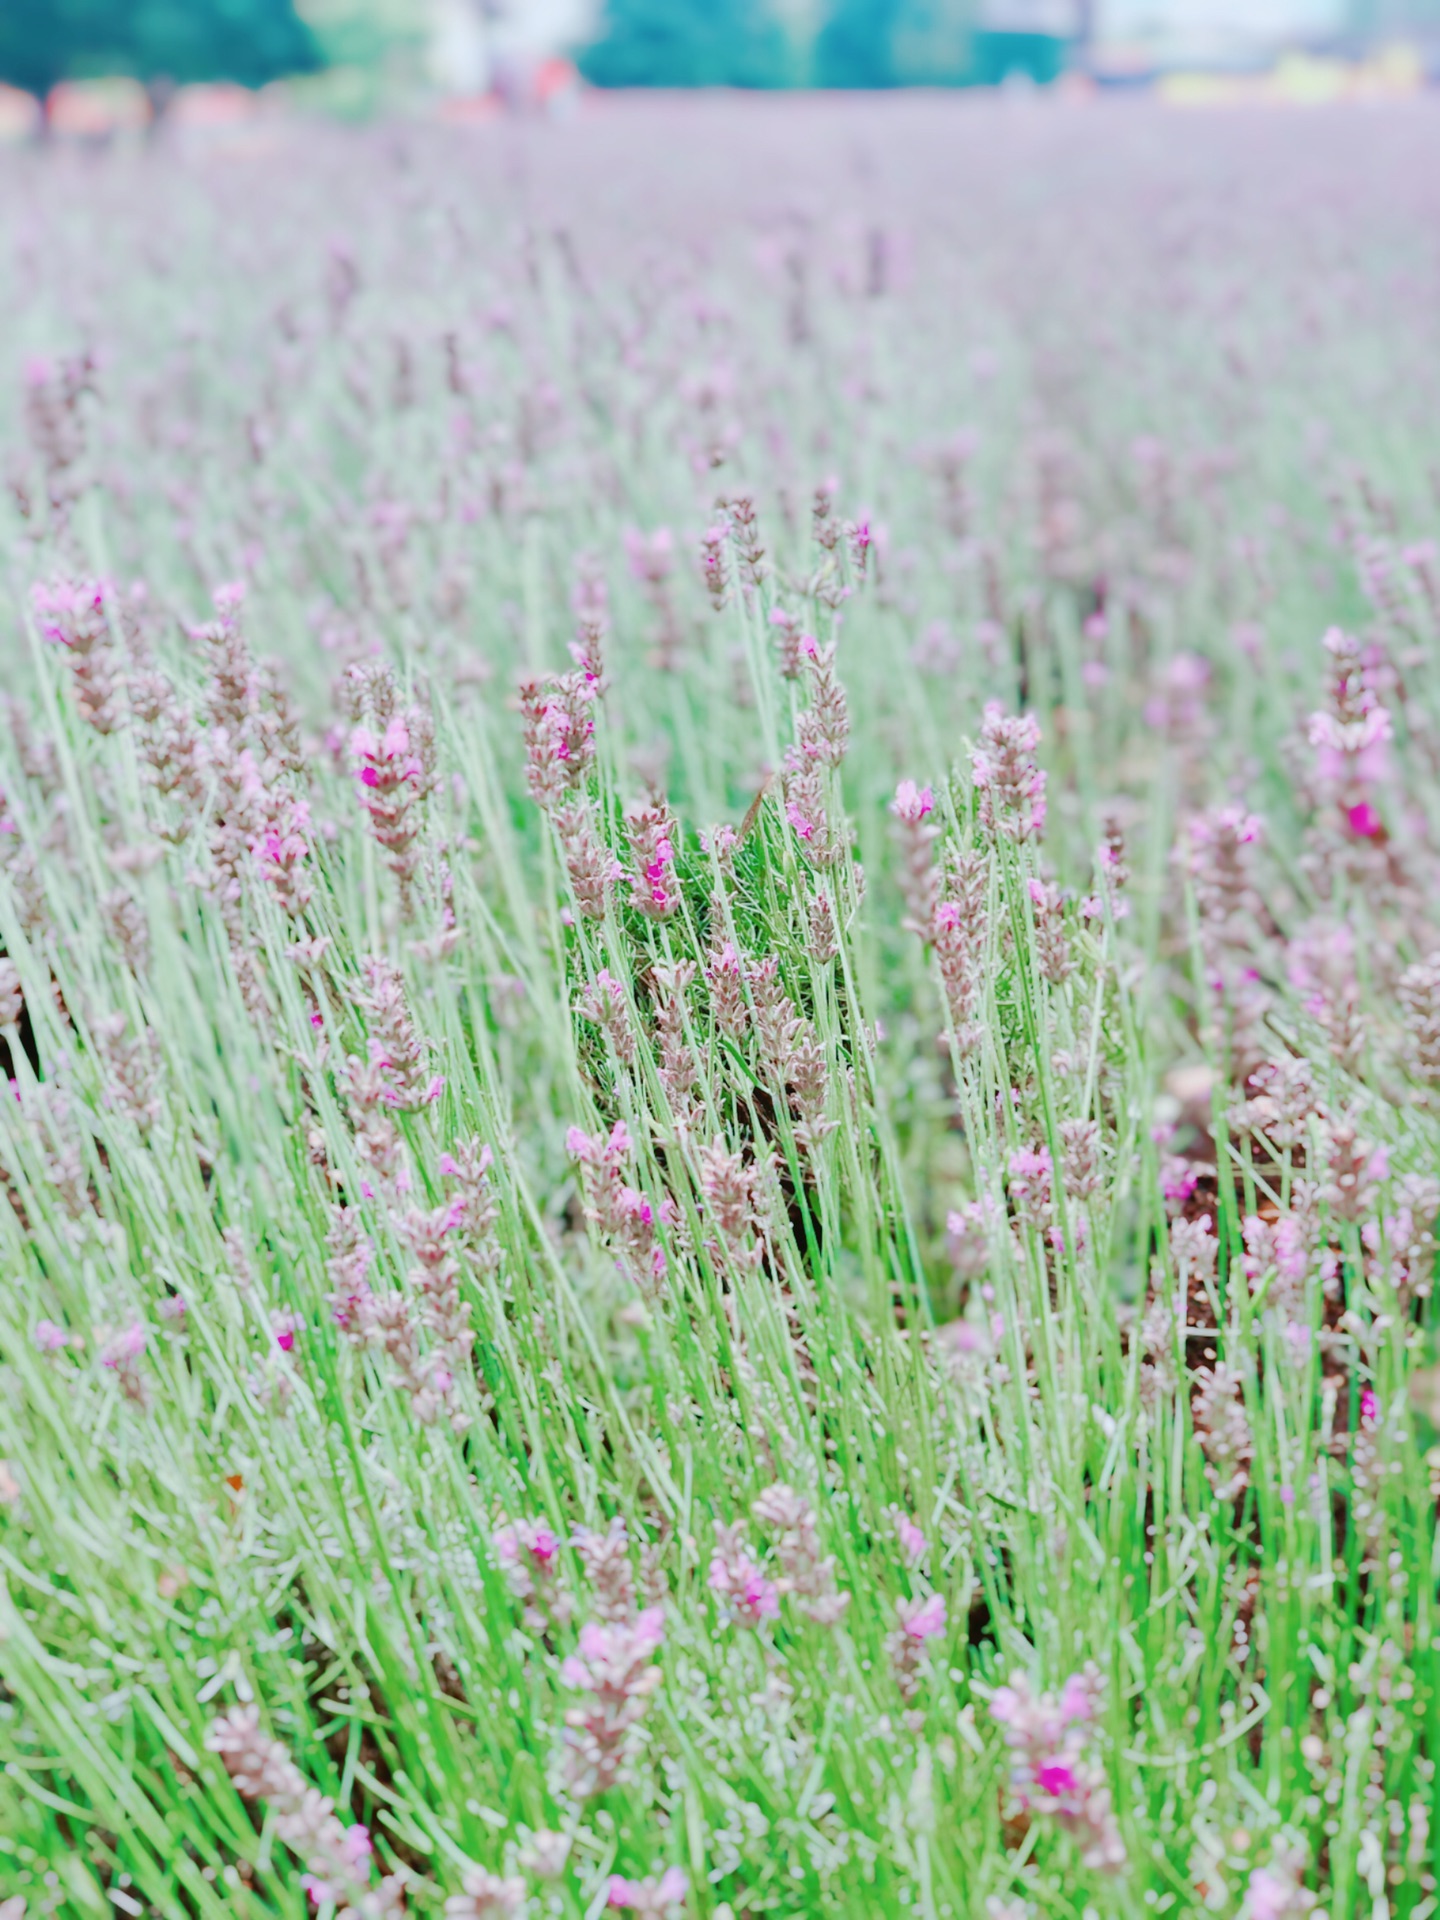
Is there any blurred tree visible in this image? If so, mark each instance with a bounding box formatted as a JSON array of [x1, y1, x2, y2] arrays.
[[0, 0, 104, 97], [0, 0, 321, 101], [127, 0, 321, 85], [579, 0, 795, 87], [813, 0, 902, 85], [813, 0, 974, 86], [297, 0, 428, 77]]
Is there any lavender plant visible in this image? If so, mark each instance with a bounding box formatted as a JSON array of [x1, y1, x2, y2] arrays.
[[0, 96, 1437, 1920]]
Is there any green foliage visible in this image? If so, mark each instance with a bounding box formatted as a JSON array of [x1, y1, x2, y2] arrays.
[[2, 101, 1440, 1920], [813, 0, 904, 87], [579, 0, 796, 89], [295, 0, 428, 80], [972, 29, 1065, 85], [0, 0, 114, 97], [813, 0, 975, 88], [0, 0, 320, 98]]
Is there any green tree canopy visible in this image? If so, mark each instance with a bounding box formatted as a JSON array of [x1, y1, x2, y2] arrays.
[[814, 0, 974, 86], [0, 0, 320, 100], [813, 0, 902, 86], [579, 0, 795, 89]]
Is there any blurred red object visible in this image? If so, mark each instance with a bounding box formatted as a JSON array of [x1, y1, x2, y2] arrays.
[[46, 78, 151, 137], [534, 57, 580, 110]]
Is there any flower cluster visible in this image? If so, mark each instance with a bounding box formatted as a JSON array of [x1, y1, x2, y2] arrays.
[[990, 1667, 1125, 1872], [971, 704, 1046, 842], [560, 1607, 666, 1798], [567, 1121, 671, 1296], [207, 1707, 407, 1917]]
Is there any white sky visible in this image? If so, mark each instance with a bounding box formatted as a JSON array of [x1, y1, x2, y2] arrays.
[[1098, 0, 1345, 33]]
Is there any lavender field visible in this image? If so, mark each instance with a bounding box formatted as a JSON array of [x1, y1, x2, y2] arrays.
[[2, 92, 1440, 1920]]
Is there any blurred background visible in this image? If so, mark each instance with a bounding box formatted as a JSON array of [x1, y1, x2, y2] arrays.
[[1, 0, 1439, 131]]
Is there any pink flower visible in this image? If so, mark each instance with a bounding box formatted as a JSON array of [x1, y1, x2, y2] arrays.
[[339, 1825, 372, 1871], [901, 1593, 947, 1641], [616, 1187, 654, 1228], [1243, 1849, 1316, 1920], [1360, 1385, 1379, 1426], [891, 780, 934, 824], [710, 1554, 780, 1625], [35, 1320, 69, 1351], [528, 1524, 561, 1569], [351, 716, 420, 788], [493, 1517, 563, 1598], [971, 702, 1047, 842], [1308, 704, 1392, 787], [989, 1666, 1124, 1870], [32, 577, 112, 649], [606, 1866, 688, 1915], [563, 1605, 666, 1687], [1007, 1146, 1053, 1218], [708, 1524, 780, 1626], [102, 1324, 147, 1367], [271, 1311, 302, 1353], [1161, 1158, 1199, 1208], [1345, 800, 1383, 838], [1057, 1673, 1098, 1724], [895, 1513, 926, 1564], [1034, 1761, 1080, 1796]]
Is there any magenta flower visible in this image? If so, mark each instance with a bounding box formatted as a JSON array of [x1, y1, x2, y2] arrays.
[[1035, 1760, 1079, 1796], [352, 714, 420, 790], [891, 779, 934, 824], [606, 1866, 687, 1916], [708, 1522, 780, 1627], [990, 1666, 1123, 1870], [271, 1311, 302, 1354]]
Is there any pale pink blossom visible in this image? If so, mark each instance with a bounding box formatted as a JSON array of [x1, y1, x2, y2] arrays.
[[894, 1512, 926, 1564], [606, 1866, 687, 1917]]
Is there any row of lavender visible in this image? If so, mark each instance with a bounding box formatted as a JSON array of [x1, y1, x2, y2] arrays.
[[1, 100, 1439, 1920]]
